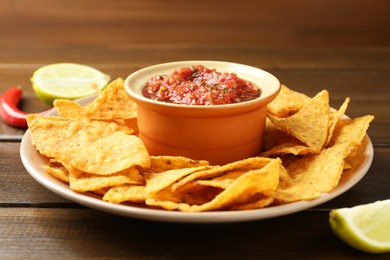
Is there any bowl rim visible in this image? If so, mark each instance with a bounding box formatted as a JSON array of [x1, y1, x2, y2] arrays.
[[124, 60, 281, 111]]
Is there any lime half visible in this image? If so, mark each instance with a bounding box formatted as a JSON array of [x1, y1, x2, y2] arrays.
[[31, 63, 110, 105], [330, 199, 390, 253]]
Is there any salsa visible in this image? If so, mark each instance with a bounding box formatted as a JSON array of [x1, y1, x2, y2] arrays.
[[142, 65, 261, 105]]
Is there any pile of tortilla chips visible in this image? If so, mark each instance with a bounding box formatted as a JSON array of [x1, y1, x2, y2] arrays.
[[27, 80, 374, 212]]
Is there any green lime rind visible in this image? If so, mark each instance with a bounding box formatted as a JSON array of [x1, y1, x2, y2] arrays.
[[30, 63, 110, 106], [329, 200, 390, 254], [31, 82, 105, 106]]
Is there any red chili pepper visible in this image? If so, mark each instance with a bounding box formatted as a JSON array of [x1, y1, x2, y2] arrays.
[[0, 86, 51, 128]]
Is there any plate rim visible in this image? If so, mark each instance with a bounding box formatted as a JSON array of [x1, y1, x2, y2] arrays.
[[19, 95, 374, 223]]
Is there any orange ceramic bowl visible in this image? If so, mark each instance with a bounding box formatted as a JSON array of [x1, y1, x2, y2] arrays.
[[124, 61, 280, 165]]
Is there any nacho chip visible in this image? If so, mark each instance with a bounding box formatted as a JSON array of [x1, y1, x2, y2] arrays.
[[171, 157, 273, 192], [42, 163, 69, 183], [92, 188, 111, 196], [53, 99, 87, 119], [196, 179, 234, 189], [267, 85, 310, 117], [329, 115, 374, 149], [169, 183, 223, 205], [144, 156, 209, 173], [229, 195, 274, 210], [263, 117, 289, 151], [88, 118, 135, 135], [145, 198, 192, 211], [53, 131, 150, 175], [196, 170, 245, 189], [325, 97, 350, 146], [27, 114, 133, 158], [261, 135, 312, 157], [27, 115, 87, 157], [146, 158, 281, 212], [268, 90, 330, 154], [54, 99, 136, 134], [103, 185, 147, 204], [145, 166, 212, 195], [68, 166, 144, 193], [269, 144, 350, 202], [112, 118, 139, 134], [84, 78, 137, 120]]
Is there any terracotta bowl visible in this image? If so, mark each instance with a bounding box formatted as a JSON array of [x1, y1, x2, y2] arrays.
[[124, 61, 280, 165]]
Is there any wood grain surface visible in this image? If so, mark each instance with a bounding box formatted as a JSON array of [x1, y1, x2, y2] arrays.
[[0, 0, 389, 259]]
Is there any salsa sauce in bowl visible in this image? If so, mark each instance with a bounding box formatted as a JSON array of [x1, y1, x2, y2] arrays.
[[125, 61, 280, 165], [142, 65, 261, 106]]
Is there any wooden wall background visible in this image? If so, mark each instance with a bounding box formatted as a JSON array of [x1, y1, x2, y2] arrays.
[[1, 0, 389, 47]]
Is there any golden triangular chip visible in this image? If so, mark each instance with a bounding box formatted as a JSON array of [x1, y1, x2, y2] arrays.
[[53, 99, 87, 119], [146, 158, 281, 212], [52, 132, 150, 175], [103, 185, 147, 204], [267, 85, 310, 117], [269, 143, 349, 203], [268, 90, 330, 154], [85, 78, 137, 119], [325, 97, 350, 146]]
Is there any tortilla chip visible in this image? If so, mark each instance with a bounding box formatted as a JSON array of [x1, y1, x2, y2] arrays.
[[267, 85, 310, 117], [84, 78, 137, 120], [27, 114, 133, 158], [269, 144, 349, 202], [103, 185, 147, 204], [171, 157, 273, 192], [145, 166, 212, 195], [42, 163, 69, 183], [195, 180, 234, 189], [112, 118, 139, 134], [261, 135, 312, 157], [263, 117, 289, 151], [144, 156, 209, 173], [329, 115, 374, 149], [53, 99, 87, 119], [53, 132, 150, 175], [325, 97, 350, 146], [196, 170, 246, 189], [268, 90, 330, 154], [68, 166, 144, 193], [146, 158, 281, 212], [229, 195, 274, 210]]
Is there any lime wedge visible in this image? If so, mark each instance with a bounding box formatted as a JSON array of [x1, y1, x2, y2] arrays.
[[329, 199, 390, 253], [31, 63, 110, 105]]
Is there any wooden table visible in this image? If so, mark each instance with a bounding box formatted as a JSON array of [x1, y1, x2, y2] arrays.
[[1, 1, 390, 259]]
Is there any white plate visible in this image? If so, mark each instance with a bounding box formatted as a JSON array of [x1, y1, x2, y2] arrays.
[[20, 95, 374, 223]]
